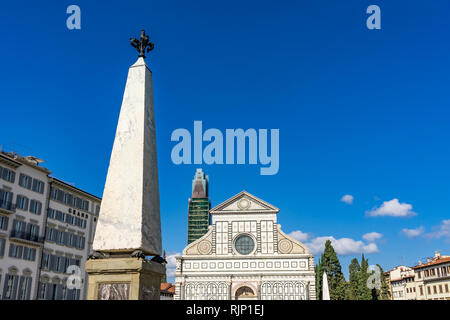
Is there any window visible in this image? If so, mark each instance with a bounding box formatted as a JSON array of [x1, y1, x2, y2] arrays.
[[41, 253, 50, 270], [12, 219, 27, 235], [38, 282, 47, 299], [55, 210, 65, 222], [0, 238, 6, 257], [48, 208, 56, 219], [53, 255, 61, 272], [19, 173, 33, 189], [61, 285, 67, 300], [64, 257, 70, 273], [56, 230, 64, 245], [69, 233, 77, 247], [419, 285, 423, 296], [29, 223, 39, 240], [433, 285, 437, 294], [16, 195, 29, 211], [17, 276, 32, 300], [3, 274, 19, 299], [50, 187, 57, 200], [75, 217, 84, 228], [0, 166, 16, 183], [65, 214, 74, 225], [74, 197, 82, 210], [55, 256, 65, 273], [0, 215, 8, 231], [77, 236, 85, 250], [439, 285, 443, 294], [234, 234, 255, 255], [23, 247, 36, 261], [32, 179, 45, 194], [0, 188, 13, 209], [29, 200, 42, 215], [82, 200, 89, 211], [46, 227, 54, 242], [64, 193, 73, 206], [9, 243, 23, 258], [445, 284, 449, 293], [427, 286, 431, 295], [56, 189, 64, 202]]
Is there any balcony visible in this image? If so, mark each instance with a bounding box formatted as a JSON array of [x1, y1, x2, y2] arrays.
[[0, 200, 16, 214], [10, 230, 44, 245]]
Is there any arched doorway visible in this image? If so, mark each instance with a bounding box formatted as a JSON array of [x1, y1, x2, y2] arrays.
[[235, 286, 256, 300]]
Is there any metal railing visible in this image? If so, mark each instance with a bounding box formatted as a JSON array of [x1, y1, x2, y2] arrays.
[[0, 200, 16, 212], [10, 230, 44, 243]]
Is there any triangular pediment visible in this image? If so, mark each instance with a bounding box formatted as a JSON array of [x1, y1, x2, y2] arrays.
[[210, 191, 279, 214]]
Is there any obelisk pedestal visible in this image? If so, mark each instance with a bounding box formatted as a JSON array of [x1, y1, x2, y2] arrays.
[[86, 30, 165, 300], [86, 258, 165, 300]]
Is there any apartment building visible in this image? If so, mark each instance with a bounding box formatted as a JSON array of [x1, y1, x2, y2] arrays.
[[0, 152, 49, 300], [385, 252, 450, 300], [0, 149, 100, 300], [387, 265, 415, 300], [413, 251, 450, 300]]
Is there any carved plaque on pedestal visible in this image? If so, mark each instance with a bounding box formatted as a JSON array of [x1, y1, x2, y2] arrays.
[[141, 285, 159, 300], [98, 283, 130, 300]]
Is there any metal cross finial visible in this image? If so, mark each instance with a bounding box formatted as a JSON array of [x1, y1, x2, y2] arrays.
[[130, 29, 154, 59]]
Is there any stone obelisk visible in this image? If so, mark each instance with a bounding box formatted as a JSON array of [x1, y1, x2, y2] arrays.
[[322, 272, 330, 300], [86, 30, 165, 300]]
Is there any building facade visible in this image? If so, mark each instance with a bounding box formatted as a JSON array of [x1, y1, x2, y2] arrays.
[[175, 191, 316, 300], [412, 252, 450, 300], [0, 152, 49, 300], [387, 265, 415, 300], [0, 149, 100, 300], [160, 282, 175, 300], [385, 252, 450, 300], [187, 169, 211, 244]]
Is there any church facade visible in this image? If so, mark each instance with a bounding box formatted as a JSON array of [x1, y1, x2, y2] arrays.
[[174, 191, 316, 300]]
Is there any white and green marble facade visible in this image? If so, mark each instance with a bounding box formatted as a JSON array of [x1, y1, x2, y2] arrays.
[[175, 191, 316, 300]]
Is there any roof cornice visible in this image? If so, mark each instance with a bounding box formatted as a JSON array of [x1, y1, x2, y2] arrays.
[[49, 177, 101, 201]]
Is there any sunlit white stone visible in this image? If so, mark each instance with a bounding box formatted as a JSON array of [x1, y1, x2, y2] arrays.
[[93, 57, 161, 256]]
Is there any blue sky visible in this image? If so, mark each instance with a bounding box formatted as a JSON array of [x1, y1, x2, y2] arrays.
[[1, 1, 449, 281]]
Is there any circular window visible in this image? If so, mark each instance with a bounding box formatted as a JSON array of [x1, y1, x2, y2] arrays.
[[234, 234, 255, 255]]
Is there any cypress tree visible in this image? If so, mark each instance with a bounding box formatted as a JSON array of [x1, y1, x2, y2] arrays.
[[319, 240, 346, 300], [346, 258, 360, 300], [315, 258, 323, 300], [376, 264, 391, 300], [358, 254, 372, 300]]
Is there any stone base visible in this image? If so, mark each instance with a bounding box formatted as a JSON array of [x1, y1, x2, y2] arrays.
[[85, 257, 165, 300]]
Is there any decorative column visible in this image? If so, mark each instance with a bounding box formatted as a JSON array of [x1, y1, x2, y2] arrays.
[[86, 30, 165, 300]]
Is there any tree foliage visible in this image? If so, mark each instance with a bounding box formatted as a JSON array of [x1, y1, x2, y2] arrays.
[[314, 241, 391, 300], [315, 240, 347, 300]]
